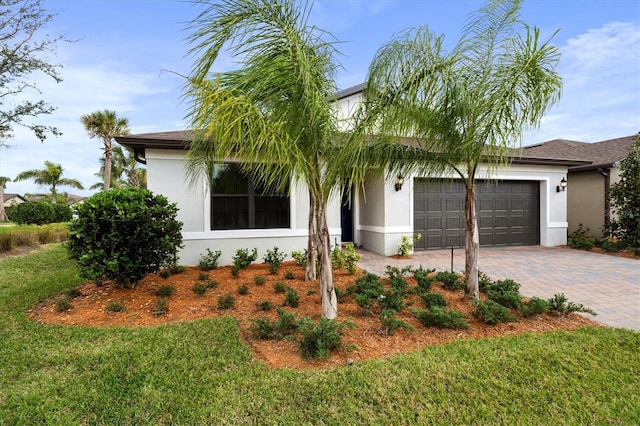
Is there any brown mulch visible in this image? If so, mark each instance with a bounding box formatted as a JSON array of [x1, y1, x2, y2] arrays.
[[27, 261, 600, 370], [560, 245, 640, 260]]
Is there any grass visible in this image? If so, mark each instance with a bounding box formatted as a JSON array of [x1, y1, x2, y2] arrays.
[[0, 222, 69, 253], [0, 245, 638, 424]]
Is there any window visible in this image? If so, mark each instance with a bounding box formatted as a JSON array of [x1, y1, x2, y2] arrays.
[[210, 163, 290, 230]]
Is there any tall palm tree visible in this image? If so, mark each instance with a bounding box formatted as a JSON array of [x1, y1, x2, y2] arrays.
[[14, 161, 84, 203], [0, 176, 10, 221], [81, 110, 130, 190], [348, 0, 562, 300], [185, 0, 344, 319], [90, 145, 145, 190]]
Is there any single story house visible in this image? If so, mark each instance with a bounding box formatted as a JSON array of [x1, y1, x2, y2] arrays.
[[116, 85, 588, 266], [522, 135, 635, 237], [3, 193, 27, 208]]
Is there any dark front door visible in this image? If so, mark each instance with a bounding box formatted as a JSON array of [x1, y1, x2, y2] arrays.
[[340, 189, 353, 243]]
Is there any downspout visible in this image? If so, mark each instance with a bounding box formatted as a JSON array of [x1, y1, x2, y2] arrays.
[[598, 168, 610, 230], [134, 150, 147, 165]]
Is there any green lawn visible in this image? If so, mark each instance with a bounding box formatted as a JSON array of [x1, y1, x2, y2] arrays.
[[1, 245, 638, 424]]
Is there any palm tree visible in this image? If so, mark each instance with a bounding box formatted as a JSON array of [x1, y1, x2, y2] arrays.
[[90, 145, 146, 190], [348, 0, 562, 300], [0, 176, 10, 221], [185, 0, 344, 319], [81, 110, 130, 190], [14, 161, 84, 203]]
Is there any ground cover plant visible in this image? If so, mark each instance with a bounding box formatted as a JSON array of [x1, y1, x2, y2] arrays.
[[1, 245, 638, 424]]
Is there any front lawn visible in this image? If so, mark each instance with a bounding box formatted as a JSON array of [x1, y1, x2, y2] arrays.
[[0, 245, 638, 424]]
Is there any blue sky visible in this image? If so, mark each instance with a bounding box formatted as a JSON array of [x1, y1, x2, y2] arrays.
[[3, 0, 639, 197]]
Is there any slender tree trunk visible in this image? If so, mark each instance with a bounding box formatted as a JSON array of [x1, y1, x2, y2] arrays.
[[0, 186, 7, 221], [51, 185, 57, 204], [103, 138, 112, 190], [306, 187, 317, 280], [464, 178, 479, 301], [316, 198, 337, 319]]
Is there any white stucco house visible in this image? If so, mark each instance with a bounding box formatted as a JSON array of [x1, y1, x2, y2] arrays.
[[116, 84, 588, 266]]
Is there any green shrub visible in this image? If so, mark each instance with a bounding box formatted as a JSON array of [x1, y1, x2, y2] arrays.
[[232, 248, 258, 269], [254, 275, 266, 286], [217, 294, 235, 310], [485, 279, 523, 309], [355, 293, 377, 315], [199, 249, 222, 270], [238, 284, 249, 295], [192, 282, 208, 296], [170, 265, 185, 274], [379, 289, 407, 312], [472, 300, 516, 325], [153, 298, 169, 316], [273, 281, 287, 294], [158, 269, 172, 279], [389, 275, 409, 294], [249, 317, 276, 339], [350, 272, 384, 315], [255, 301, 274, 311], [55, 297, 72, 312], [66, 188, 183, 289], [298, 317, 354, 359], [274, 308, 298, 336], [106, 301, 126, 312], [413, 266, 435, 293], [478, 270, 494, 293], [607, 135, 640, 247], [51, 203, 72, 223], [197, 271, 209, 281], [231, 264, 241, 278], [379, 309, 414, 336], [568, 224, 595, 250], [435, 271, 464, 290], [8, 201, 55, 225], [547, 293, 597, 316], [206, 279, 219, 289], [331, 244, 346, 269], [156, 285, 175, 298], [264, 246, 286, 274], [420, 292, 447, 309], [600, 237, 619, 253], [283, 287, 300, 308], [343, 243, 360, 275], [521, 297, 550, 317], [284, 269, 295, 280], [413, 307, 470, 329], [291, 249, 307, 266], [65, 287, 82, 298]]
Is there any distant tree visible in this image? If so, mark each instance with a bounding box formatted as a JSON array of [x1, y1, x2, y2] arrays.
[[608, 133, 640, 247], [0, 176, 9, 221], [81, 110, 130, 190], [90, 145, 146, 190], [14, 161, 83, 204], [1, 0, 66, 145]]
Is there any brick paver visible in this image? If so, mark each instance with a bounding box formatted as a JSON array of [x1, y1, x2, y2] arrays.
[[356, 246, 640, 330]]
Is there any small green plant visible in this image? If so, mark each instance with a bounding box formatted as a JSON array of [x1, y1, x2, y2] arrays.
[[378, 289, 407, 312], [385, 265, 413, 280], [238, 284, 249, 295], [379, 309, 414, 336], [170, 265, 186, 274], [255, 301, 275, 311], [217, 294, 235, 310], [232, 247, 258, 269], [231, 264, 241, 278], [435, 271, 464, 290], [273, 281, 287, 294], [65, 287, 82, 298], [192, 282, 208, 296], [413, 307, 470, 329], [420, 292, 447, 309], [472, 300, 516, 325], [413, 266, 435, 293], [156, 285, 176, 298], [355, 293, 377, 316], [568, 224, 595, 250], [343, 243, 360, 275], [199, 249, 222, 270], [486, 279, 523, 309], [297, 317, 354, 359], [349, 272, 384, 315], [521, 297, 550, 317], [291, 249, 307, 266], [55, 297, 72, 312], [478, 270, 494, 293], [306, 289, 317, 296], [198, 271, 209, 281], [158, 269, 172, 279], [106, 301, 126, 312], [249, 317, 276, 339], [284, 269, 295, 280], [274, 308, 298, 337], [254, 275, 266, 286], [397, 233, 421, 257], [206, 279, 219, 289], [330, 244, 346, 269], [547, 293, 597, 316], [264, 246, 286, 274], [153, 298, 169, 316], [283, 287, 300, 308], [600, 237, 620, 253]]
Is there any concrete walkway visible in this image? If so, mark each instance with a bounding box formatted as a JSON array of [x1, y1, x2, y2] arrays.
[[356, 246, 640, 330]]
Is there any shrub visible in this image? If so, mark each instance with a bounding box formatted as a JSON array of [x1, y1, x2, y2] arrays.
[[192, 282, 208, 296], [274, 308, 298, 336], [413, 307, 470, 329], [264, 247, 286, 274], [413, 266, 435, 293], [435, 271, 464, 290], [349, 272, 384, 315], [170, 265, 185, 274], [232, 248, 258, 269], [206, 279, 219, 289], [389, 275, 409, 294], [298, 317, 354, 359], [198, 271, 209, 281], [379, 309, 414, 336], [378, 289, 407, 312], [568, 224, 595, 250], [385, 265, 413, 280], [355, 293, 377, 315], [521, 297, 550, 317], [343, 243, 360, 275], [273, 281, 287, 294], [153, 298, 169, 316], [600, 237, 619, 253], [478, 270, 494, 293], [284, 270, 295, 280], [65, 287, 82, 298], [547, 293, 597, 316], [397, 233, 422, 257], [217, 294, 235, 310], [8, 201, 55, 225], [291, 249, 307, 266], [238, 284, 249, 295], [283, 287, 300, 308], [607, 134, 640, 247], [330, 244, 346, 269], [254, 275, 266, 286], [231, 264, 241, 278], [199, 249, 222, 270], [51, 203, 72, 223], [255, 301, 274, 311], [249, 317, 276, 339], [472, 300, 516, 325], [158, 269, 172, 279], [156, 285, 175, 298], [106, 301, 126, 312], [55, 297, 72, 312], [66, 188, 183, 289], [420, 292, 447, 309], [486, 279, 523, 309]]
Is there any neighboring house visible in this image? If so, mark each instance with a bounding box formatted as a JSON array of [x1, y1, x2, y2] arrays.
[[25, 193, 85, 207], [523, 135, 635, 238], [3, 193, 27, 208], [117, 85, 588, 266]]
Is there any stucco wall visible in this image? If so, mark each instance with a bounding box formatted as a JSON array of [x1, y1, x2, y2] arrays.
[[145, 149, 341, 266], [567, 170, 606, 237]]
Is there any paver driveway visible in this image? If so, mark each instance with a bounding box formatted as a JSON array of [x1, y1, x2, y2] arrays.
[[356, 246, 640, 330]]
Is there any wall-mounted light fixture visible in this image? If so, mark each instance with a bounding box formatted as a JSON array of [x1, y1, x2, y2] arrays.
[[556, 177, 567, 193], [394, 176, 405, 191]]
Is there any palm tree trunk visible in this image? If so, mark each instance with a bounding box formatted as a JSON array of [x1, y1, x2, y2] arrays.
[[306, 187, 317, 280], [0, 186, 7, 221], [315, 198, 337, 319], [104, 139, 112, 190], [464, 178, 479, 301]]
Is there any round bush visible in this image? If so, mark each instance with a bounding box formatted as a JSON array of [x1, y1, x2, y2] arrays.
[[8, 201, 55, 225], [51, 203, 72, 223], [66, 188, 183, 288]]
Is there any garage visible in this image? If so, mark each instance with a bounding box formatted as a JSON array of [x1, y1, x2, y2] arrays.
[[414, 179, 539, 250]]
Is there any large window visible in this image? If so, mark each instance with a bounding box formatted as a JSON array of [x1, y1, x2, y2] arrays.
[[210, 163, 290, 230]]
